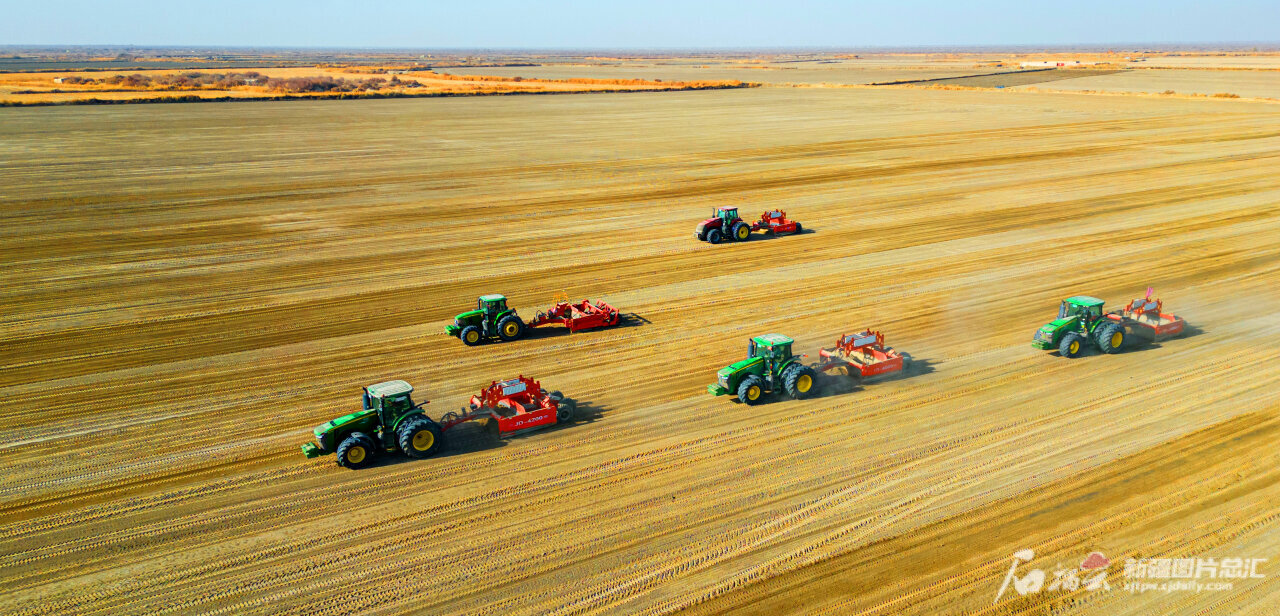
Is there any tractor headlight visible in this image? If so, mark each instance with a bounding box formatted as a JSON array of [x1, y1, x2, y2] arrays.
[[718, 373, 729, 387]]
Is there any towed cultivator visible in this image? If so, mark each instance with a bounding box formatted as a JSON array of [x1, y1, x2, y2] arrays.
[[812, 329, 905, 378], [440, 375, 576, 438], [527, 294, 620, 333], [1107, 289, 1185, 342]]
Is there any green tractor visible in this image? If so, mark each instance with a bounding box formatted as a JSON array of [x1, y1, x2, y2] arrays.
[[707, 334, 819, 405], [1032, 296, 1127, 358], [445, 294, 526, 346], [301, 380, 444, 469]]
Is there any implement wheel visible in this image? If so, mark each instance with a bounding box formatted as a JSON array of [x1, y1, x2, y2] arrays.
[[1096, 322, 1125, 354], [398, 418, 443, 459], [784, 365, 818, 400], [737, 376, 765, 406], [497, 315, 525, 342], [1059, 332, 1085, 358]]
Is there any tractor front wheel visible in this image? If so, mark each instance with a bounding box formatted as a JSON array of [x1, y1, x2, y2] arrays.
[[399, 418, 443, 459], [784, 365, 818, 399], [461, 325, 483, 346], [706, 228, 722, 244], [1096, 322, 1125, 354], [497, 315, 525, 342], [737, 376, 765, 405], [1059, 332, 1085, 358], [336, 433, 376, 469], [793, 222, 803, 234]]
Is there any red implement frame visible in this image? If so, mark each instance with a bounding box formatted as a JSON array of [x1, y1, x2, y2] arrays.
[[752, 209, 800, 234], [1105, 287, 1185, 342], [437, 375, 564, 437], [815, 330, 904, 377], [527, 293, 621, 333]]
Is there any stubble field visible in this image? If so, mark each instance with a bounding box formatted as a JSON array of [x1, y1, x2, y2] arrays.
[[2, 86, 1279, 615]]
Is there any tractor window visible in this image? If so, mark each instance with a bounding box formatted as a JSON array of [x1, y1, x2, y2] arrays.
[[383, 395, 410, 416]]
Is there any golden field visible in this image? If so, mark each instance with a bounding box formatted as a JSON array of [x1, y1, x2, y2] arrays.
[[2, 76, 1279, 615]]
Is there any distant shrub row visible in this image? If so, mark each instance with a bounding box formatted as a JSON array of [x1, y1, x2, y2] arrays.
[[55, 71, 422, 93]]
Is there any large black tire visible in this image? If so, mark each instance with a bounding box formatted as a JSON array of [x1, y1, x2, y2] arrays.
[[336, 432, 376, 469], [398, 417, 443, 459], [1059, 332, 1085, 358], [460, 325, 483, 346], [784, 364, 818, 399], [496, 315, 525, 342], [1095, 322, 1125, 354], [793, 222, 803, 234], [556, 397, 576, 423], [706, 228, 723, 244], [731, 222, 751, 242], [737, 376, 765, 405]]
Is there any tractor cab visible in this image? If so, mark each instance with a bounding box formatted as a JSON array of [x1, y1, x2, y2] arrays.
[[748, 333, 794, 360], [364, 380, 417, 425], [478, 294, 508, 315], [715, 207, 740, 225], [1059, 296, 1105, 322]]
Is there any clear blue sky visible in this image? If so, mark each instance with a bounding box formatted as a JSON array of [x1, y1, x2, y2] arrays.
[[3, 1, 1277, 48]]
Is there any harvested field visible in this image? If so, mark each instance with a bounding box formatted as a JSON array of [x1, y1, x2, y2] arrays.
[[896, 68, 1126, 88], [1014, 68, 1280, 99], [2, 86, 1280, 615], [438, 63, 981, 85]]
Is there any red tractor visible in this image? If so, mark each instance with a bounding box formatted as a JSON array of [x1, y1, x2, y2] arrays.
[[695, 207, 802, 244], [812, 329, 906, 379], [437, 376, 576, 438]]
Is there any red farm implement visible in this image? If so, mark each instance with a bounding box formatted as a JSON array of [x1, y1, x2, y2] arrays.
[[438, 376, 576, 438], [813, 329, 905, 378], [527, 294, 621, 333], [755, 209, 801, 235], [1105, 288, 1186, 342]]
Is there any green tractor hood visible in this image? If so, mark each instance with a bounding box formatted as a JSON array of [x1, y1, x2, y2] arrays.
[[1032, 316, 1079, 350], [1042, 316, 1078, 332], [301, 408, 377, 458], [708, 357, 763, 395], [445, 309, 484, 335]]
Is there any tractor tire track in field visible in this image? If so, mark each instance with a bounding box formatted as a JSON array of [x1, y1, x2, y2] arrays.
[[2, 87, 1279, 614]]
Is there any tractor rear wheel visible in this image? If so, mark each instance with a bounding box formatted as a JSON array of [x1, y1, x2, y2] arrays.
[[336, 433, 376, 469], [784, 365, 818, 400], [497, 315, 525, 341], [732, 222, 750, 241], [1059, 332, 1085, 358], [398, 418, 443, 459], [737, 376, 765, 405], [1096, 322, 1125, 354], [461, 325, 483, 346], [706, 228, 722, 244]]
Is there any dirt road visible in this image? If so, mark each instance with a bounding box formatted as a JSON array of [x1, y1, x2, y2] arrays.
[[2, 87, 1278, 614]]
